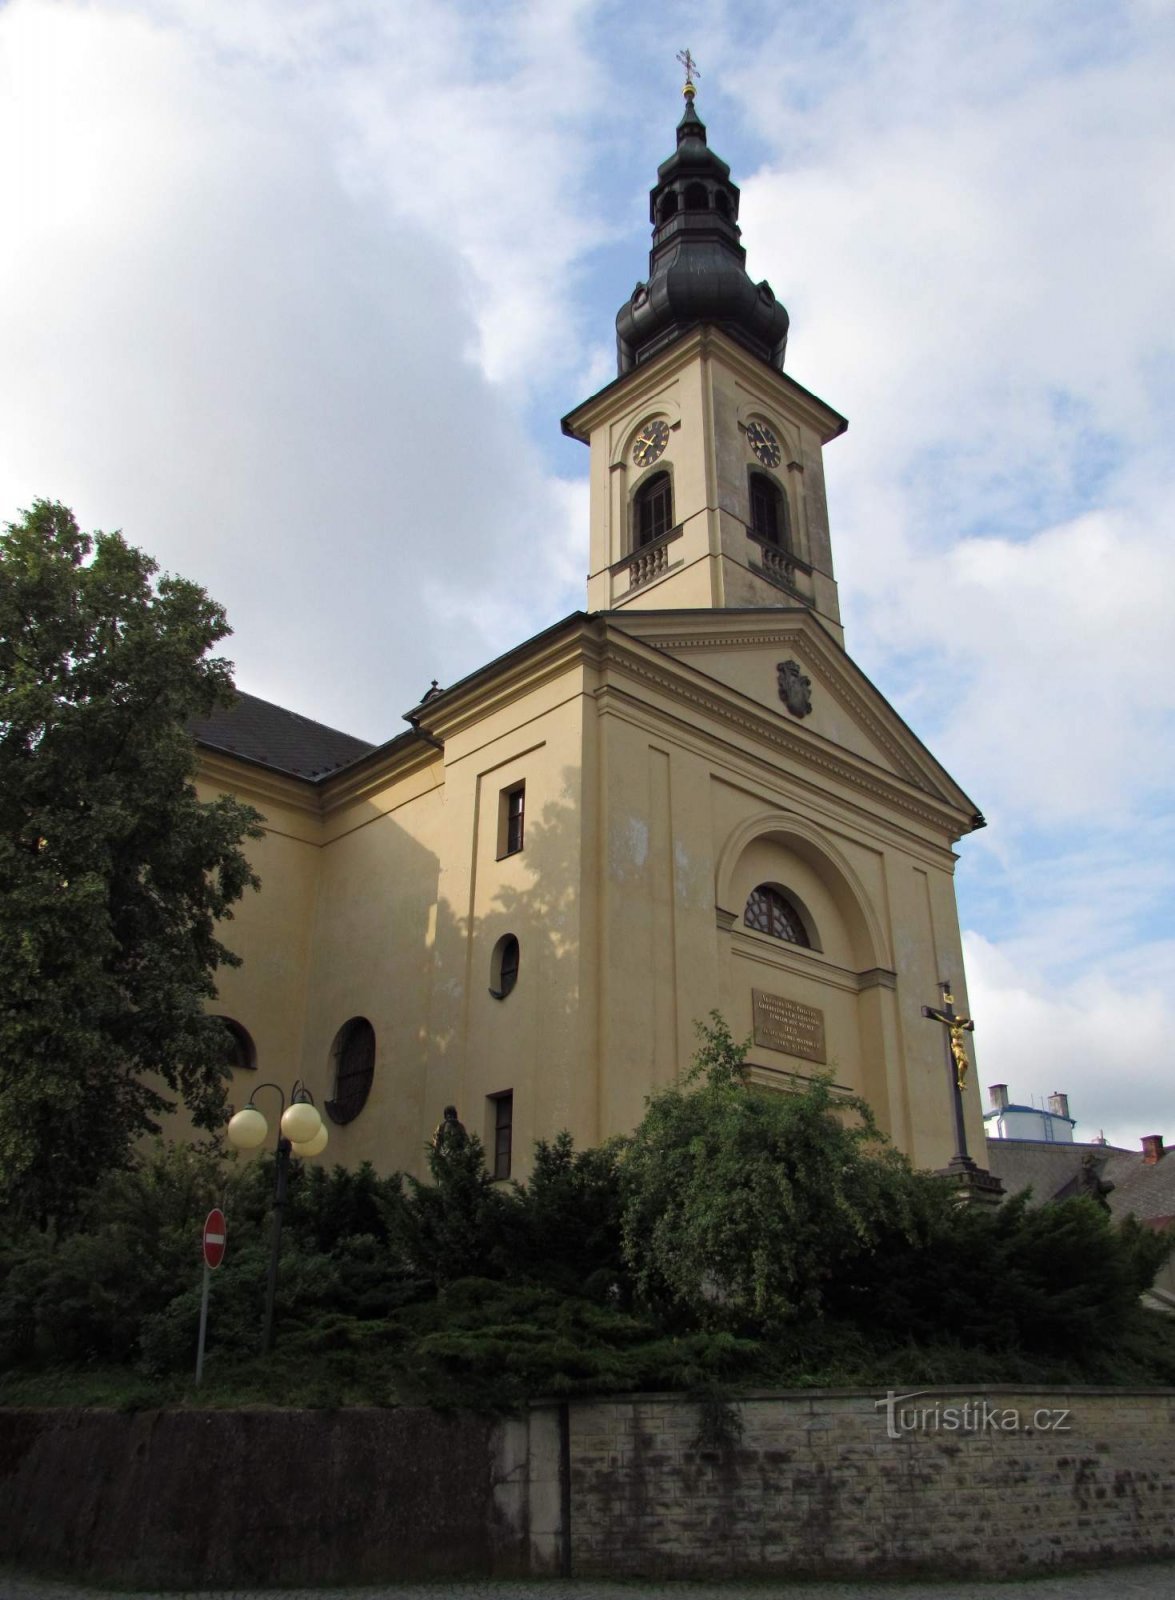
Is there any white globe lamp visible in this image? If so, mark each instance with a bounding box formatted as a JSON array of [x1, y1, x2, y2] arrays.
[[227, 1105, 268, 1150], [291, 1122, 329, 1158], [281, 1099, 322, 1145]]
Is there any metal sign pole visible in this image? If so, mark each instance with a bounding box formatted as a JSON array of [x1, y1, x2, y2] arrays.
[[195, 1261, 211, 1386]]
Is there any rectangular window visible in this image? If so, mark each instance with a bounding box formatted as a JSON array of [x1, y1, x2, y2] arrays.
[[498, 782, 525, 858], [489, 1091, 513, 1181]]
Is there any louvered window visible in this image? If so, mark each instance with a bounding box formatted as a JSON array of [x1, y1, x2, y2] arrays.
[[750, 472, 787, 548], [634, 471, 673, 548]]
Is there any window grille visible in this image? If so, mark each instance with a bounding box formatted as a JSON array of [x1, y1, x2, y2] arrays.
[[743, 884, 811, 947], [326, 1017, 376, 1125]]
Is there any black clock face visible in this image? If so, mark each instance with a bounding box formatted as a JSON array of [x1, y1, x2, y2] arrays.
[[747, 420, 782, 468], [632, 418, 669, 467]]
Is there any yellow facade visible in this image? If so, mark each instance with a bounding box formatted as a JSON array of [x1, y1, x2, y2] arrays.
[[197, 319, 984, 1182]]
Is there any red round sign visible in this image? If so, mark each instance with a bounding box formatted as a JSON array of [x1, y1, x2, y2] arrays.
[[203, 1207, 227, 1270]]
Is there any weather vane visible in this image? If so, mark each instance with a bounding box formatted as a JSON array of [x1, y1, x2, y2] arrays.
[[677, 48, 700, 96]]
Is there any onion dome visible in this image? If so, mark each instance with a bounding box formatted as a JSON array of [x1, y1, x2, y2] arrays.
[[616, 84, 789, 375]]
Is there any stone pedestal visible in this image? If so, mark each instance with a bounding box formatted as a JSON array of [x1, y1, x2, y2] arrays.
[[936, 1155, 1006, 1206]]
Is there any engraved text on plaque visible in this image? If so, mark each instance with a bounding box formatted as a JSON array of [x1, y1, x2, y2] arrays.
[[752, 989, 827, 1065]]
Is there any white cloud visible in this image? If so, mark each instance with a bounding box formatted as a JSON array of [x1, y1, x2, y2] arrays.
[[0, 0, 595, 737], [965, 930, 1173, 1150]]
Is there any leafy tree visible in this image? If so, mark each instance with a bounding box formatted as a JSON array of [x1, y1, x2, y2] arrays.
[[0, 501, 261, 1222], [503, 1132, 628, 1302], [620, 1014, 924, 1332], [391, 1133, 512, 1287]]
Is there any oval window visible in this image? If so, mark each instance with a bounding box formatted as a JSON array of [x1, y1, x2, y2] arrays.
[[325, 1017, 376, 1125], [491, 934, 520, 999]]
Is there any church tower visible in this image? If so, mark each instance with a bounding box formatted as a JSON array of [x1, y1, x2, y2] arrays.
[[564, 75, 845, 643]]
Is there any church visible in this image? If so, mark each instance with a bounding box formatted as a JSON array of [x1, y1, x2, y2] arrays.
[[194, 77, 988, 1185]]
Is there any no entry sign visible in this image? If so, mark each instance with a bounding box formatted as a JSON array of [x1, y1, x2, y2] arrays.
[[203, 1207, 227, 1270]]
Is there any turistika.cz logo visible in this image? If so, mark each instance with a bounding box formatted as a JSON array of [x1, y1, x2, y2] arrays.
[[875, 1391, 1072, 1441]]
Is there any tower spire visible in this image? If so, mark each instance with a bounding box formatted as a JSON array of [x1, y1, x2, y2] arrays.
[[615, 70, 789, 375]]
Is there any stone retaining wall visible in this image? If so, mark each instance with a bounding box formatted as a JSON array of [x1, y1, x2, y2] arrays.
[[2, 1389, 1173, 1585], [568, 1388, 1175, 1578], [0, 1406, 539, 1587]]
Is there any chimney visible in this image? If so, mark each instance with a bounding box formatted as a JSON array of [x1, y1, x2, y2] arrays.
[[1141, 1135, 1165, 1165], [988, 1084, 1009, 1110], [1048, 1092, 1070, 1120]]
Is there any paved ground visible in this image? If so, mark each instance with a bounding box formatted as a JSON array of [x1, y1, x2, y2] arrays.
[[4, 1562, 1175, 1600]]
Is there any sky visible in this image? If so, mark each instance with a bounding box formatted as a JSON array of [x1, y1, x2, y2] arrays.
[[2, 0, 1172, 1152]]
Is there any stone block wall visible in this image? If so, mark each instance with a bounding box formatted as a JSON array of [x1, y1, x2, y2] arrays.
[[567, 1388, 1175, 1578], [2, 1390, 1173, 1585]]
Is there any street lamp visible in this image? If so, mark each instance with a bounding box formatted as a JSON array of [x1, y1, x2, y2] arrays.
[[226, 1080, 328, 1353]]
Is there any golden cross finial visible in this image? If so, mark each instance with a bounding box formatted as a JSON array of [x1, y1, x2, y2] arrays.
[[677, 48, 700, 97]]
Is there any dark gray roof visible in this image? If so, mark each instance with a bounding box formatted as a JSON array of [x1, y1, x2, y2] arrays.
[[193, 691, 375, 780], [986, 1137, 1175, 1227]]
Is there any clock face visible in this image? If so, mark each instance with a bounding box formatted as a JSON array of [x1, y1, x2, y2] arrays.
[[632, 418, 669, 468], [747, 420, 782, 468]]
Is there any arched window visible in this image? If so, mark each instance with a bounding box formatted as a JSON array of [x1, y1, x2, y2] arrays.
[[658, 191, 679, 222], [744, 884, 812, 947], [490, 933, 520, 999], [714, 189, 732, 219], [217, 1017, 256, 1072], [325, 1017, 376, 1125], [683, 182, 708, 210], [749, 471, 789, 549], [633, 471, 673, 548]]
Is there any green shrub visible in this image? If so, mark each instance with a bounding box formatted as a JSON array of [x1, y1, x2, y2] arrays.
[[620, 1015, 924, 1332]]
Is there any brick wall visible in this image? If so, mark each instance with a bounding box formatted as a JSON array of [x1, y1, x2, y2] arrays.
[[567, 1388, 1175, 1578]]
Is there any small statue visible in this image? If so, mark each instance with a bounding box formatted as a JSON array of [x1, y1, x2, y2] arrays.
[[1078, 1150, 1115, 1212], [432, 1104, 467, 1154]]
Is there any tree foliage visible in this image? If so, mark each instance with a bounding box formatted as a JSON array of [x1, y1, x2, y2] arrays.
[[0, 501, 261, 1221], [620, 1014, 925, 1331], [0, 1012, 1172, 1407]]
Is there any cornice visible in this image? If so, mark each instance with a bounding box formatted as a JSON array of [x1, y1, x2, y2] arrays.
[[410, 617, 606, 747], [562, 326, 847, 445], [645, 622, 932, 793], [319, 738, 443, 815], [196, 749, 322, 817], [594, 636, 975, 840], [606, 610, 980, 819]]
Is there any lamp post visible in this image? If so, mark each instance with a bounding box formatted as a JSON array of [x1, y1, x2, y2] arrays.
[[226, 1080, 328, 1353]]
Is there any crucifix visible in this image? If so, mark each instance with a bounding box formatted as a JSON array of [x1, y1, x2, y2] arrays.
[[922, 980, 975, 1166], [677, 48, 700, 92]]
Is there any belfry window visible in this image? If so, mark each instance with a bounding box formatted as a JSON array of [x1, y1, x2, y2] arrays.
[[744, 884, 811, 948], [683, 182, 708, 210], [633, 471, 673, 548], [750, 472, 788, 548]]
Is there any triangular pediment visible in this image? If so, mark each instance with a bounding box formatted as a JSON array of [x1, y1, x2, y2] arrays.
[[605, 608, 979, 817]]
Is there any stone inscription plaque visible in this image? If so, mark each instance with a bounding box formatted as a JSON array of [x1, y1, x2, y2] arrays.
[[752, 989, 827, 1065]]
